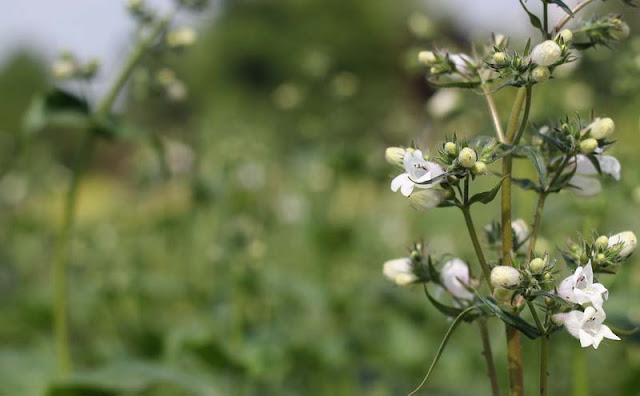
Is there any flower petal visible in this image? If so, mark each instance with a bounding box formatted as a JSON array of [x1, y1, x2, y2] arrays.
[[578, 329, 594, 348], [598, 155, 621, 181], [391, 173, 410, 193], [601, 325, 621, 341], [569, 175, 602, 196], [400, 180, 415, 197]]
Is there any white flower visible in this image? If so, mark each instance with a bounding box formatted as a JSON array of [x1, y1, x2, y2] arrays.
[[531, 40, 563, 66], [383, 258, 418, 286], [512, 218, 529, 246], [390, 150, 445, 197], [449, 53, 473, 74], [608, 231, 637, 258], [426, 89, 461, 119], [490, 266, 521, 289], [585, 117, 615, 140], [569, 154, 621, 196], [166, 27, 198, 48], [554, 307, 620, 349], [557, 262, 608, 309], [408, 189, 446, 211], [441, 258, 474, 300]]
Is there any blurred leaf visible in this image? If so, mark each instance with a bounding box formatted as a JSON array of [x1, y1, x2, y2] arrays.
[[423, 285, 465, 318], [513, 177, 541, 192], [476, 294, 541, 339], [548, 0, 573, 15], [518, 0, 544, 36], [22, 89, 91, 137], [514, 145, 548, 187], [428, 79, 482, 89], [468, 177, 506, 206]]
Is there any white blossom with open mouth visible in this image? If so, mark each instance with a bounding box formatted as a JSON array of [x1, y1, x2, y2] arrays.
[[569, 154, 621, 196], [440, 258, 474, 301], [383, 258, 418, 286], [557, 262, 608, 309], [554, 307, 620, 349], [391, 150, 445, 197]]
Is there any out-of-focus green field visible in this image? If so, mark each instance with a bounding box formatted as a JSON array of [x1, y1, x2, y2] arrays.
[[1, 0, 640, 395]]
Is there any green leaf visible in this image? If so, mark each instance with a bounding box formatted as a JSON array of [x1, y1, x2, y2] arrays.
[[428, 79, 482, 89], [514, 145, 548, 187], [518, 0, 544, 34], [22, 89, 91, 138], [407, 306, 477, 396], [529, 290, 577, 308], [476, 294, 541, 339], [512, 177, 541, 192], [468, 177, 506, 206], [548, 0, 573, 15], [423, 285, 465, 318]]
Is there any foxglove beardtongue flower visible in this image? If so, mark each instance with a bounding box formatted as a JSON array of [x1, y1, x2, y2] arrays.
[[557, 262, 608, 309], [585, 117, 615, 140], [608, 231, 637, 258], [390, 150, 445, 197], [383, 258, 418, 286], [569, 154, 621, 196], [441, 258, 474, 300], [554, 307, 620, 349], [531, 40, 563, 66]]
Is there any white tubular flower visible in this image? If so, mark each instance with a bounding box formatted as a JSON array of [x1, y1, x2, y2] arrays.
[[554, 307, 620, 349], [441, 258, 474, 300], [385, 147, 406, 168], [586, 117, 615, 140], [449, 53, 473, 74], [490, 266, 521, 289], [531, 40, 562, 66], [390, 150, 445, 197], [569, 154, 621, 196], [557, 262, 608, 309], [409, 189, 446, 211], [608, 231, 637, 258], [512, 218, 529, 246], [383, 258, 418, 286]]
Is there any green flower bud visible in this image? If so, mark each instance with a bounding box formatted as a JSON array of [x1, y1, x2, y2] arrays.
[[473, 161, 487, 175], [557, 29, 573, 43], [493, 51, 507, 65], [418, 51, 437, 65], [580, 138, 598, 154], [595, 235, 609, 250], [609, 231, 637, 258], [444, 141, 458, 155], [532, 66, 551, 82], [587, 117, 615, 140], [458, 147, 477, 168], [612, 21, 630, 41], [529, 258, 545, 274]]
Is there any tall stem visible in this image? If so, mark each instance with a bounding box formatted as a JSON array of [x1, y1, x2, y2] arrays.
[[478, 319, 501, 396], [543, 1, 549, 37], [482, 83, 505, 143], [539, 334, 550, 396], [53, 134, 95, 376], [461, 207, 492, 290], [527, 193, 546, 262], [52, 15, 171, 377], [501, 86, 529, 396]]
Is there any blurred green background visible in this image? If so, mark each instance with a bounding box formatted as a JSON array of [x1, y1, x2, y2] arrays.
[[1, 0, 640, 395]]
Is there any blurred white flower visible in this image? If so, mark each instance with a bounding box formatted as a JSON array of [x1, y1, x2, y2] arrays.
[[512, 218, 529, 247], [275, 193, 307, 224], [426, 89, 461, 119], [557, 262, 608, 309], [166, 27, 198, 48], [166, 80, 188, 102], [390, 150, 444, 197], [608, 231, 637, 258], [569, 154, 621, 196], [51, 58, 78, 80], [441, 258, 474, 300], [409, 189, 446, 211], [383, 258, 418, 286], [449, 53, 474, 74], [530, 40, 562, 66], [235, 162, 266, 191], [554, 307, 620, 349]]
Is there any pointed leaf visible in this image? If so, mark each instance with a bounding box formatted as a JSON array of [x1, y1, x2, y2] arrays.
[[514, 145, 548, 187], [512, 177, 541, 192], [548, 0, 573, 15], [423, 285, 465, 318], [476, 294, 541, 339], [468, 177, 506, 206]]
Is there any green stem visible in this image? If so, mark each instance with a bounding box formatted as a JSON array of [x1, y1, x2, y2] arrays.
[[540, 334, 550, 396], [543, 1, 549, 37], [461, 206, 492, 291], [478, 319, 501, 396], [95, 16, 170, 119], [527, 192, 546, 262], [502, 86, 529, 396], [53, 134, 96, 376], [573, 345, 588, 396]]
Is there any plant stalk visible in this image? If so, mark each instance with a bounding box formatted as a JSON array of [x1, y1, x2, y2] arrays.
[[555, 0, 595, 33], [478, 319, 501, 396], [527, 193, 546, 262]]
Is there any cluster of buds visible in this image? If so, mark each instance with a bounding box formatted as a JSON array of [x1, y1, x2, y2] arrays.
[[538, 115, 616, 156], [562, 231, 637, 273], [51, 52, 100, 81], [437, 137, 499, 179], [418, 50, 477, 79], [522, 254, 556, 294], [383, 243, 430, 286], [573, 14, 630, 49]]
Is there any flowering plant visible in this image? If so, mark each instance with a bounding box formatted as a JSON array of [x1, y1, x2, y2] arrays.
[[383, 1, 637, 395]]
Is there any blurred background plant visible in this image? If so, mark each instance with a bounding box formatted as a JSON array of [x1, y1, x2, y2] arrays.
[[1, 0, 640, 395]]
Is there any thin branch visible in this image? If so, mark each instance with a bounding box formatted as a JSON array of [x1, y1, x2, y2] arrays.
[[554, 0, 595, 33]]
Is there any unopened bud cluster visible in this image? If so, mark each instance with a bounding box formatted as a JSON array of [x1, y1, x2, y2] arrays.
[[563, 231, 637, 273], [51, 52, 100, 81]]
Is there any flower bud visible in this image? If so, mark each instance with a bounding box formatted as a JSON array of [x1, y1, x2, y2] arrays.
[[494, 34, 507, 48], [512, 218, 529, 246], [383, 258, 418, 286], [608, 231, 637, 258], [395, 273, 419, 286], [409, 190, 446, 211], [529, 258, 545, 274], [587, 117, 615, 140], [473, 161, 487, 175], [444, 142, 458, 156], [611, 21, 630, 40], [418, 50, 437, 65], [126, 0, 144, 11], [595, 235, 609, 250], [493, 51, 507, 65], [557, 29, 573, 43], [385, 147, 406, 167], [580, 138, 598, 154], [166, 27, 198, 48], [531, 40, 562, 66], [493, 286, 515, 303], [51, 58, 77, 80], [532, 66, 551, 82], [490, 266, 521, 289], [458, 147, 477, 168]]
